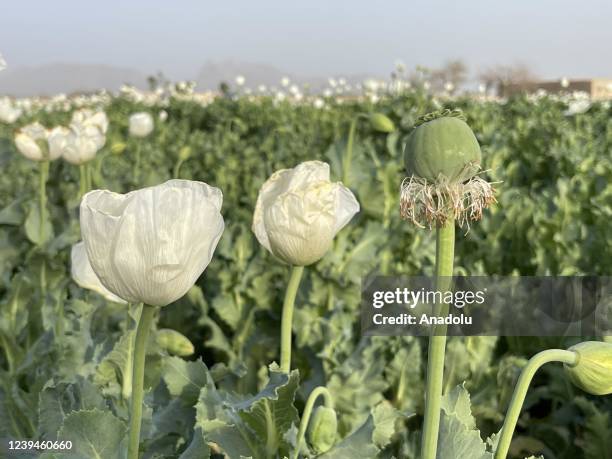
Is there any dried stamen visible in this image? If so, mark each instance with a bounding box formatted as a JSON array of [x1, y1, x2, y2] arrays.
[[400, 173, 497, 229]]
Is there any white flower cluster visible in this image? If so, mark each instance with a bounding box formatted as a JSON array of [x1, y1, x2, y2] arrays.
[[73, 161, 359, 306], [14, 109, 108, 164]]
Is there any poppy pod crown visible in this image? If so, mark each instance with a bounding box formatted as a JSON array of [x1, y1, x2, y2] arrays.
[[400, 109, 496, 228]]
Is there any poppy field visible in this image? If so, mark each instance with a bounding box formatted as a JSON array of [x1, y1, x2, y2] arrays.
[[0, 86, 611, 459]]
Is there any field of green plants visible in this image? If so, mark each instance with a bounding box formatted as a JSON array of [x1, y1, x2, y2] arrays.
[[0, 87, 611, 458]]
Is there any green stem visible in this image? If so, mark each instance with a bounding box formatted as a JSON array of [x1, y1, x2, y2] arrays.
[[494, 349, 578, 459], [342, 119, 358, 186], [54, 297, 64, 340], [1, 379, 25, 437], [79, 164, 88, 197], [293, 386, 334, 459], [421, 220, 455, 459], [0, 332, 16, 374], [40, 260, 47, 296], [132, 143, 142, 185], [39, 160, 49, 244], [123, 304, 135, 402], [127, 304, 155, 459], [280, 266, 304, 373], [10, 279, 22, 331], [173, 158, 185, 179], [86, 161, 93, 191], [96, 152, 105, 179]]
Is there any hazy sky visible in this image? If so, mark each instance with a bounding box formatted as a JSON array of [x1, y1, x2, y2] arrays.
[[2, 0, 611, 81]]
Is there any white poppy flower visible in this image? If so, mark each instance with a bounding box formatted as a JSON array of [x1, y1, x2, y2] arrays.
[[252, 161, 359, 266], [62, 124, 105, 165], [158, 110, 168, 122], [129, 112, 154, 138], [48, 126, 72, 159], [313, 98, 325, 109], [564, 99, 591, 116], [0, 98, 22, 123], [235, 75, 246, 86], [71, 109, 109, 134], [15, 122, 57, 161], [71, 242, 127, 304], [80, 180, 224, 307]]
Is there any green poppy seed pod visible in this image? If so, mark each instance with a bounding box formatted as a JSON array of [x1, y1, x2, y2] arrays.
[[369, 113, 395, 133], [156, 328, 195, 356], [564, 341, 612, 395], [307, 406, 337, 453], [404, 110, 481, 183]]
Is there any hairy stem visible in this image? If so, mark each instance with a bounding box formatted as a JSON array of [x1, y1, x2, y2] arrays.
[[421, 220, 455, 459], [127, 304, 155, 459], [292, 386, 334, 459], [494, 349, 578, 459], [280, 266, 304, 373]]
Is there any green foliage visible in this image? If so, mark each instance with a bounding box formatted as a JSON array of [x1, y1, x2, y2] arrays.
[[0, 90, 610, 457], [57, 409, 127, 459]]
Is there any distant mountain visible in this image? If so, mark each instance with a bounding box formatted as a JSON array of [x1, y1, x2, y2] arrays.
[[0, 60, 384, 97], [0, 63, 148, 97]]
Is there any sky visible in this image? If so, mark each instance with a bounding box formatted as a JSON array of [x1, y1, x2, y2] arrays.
[[1, 0, 611, 81]]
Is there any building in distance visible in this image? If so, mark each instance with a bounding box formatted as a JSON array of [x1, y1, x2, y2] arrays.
[[502, 78, 612, 100]]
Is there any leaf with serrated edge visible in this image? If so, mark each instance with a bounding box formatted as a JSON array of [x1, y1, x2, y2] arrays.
[[437, 412, 492, 459], [39, 378, 106, 441], [319, 414, 380, 459], [163, 356, 211, 404], [179, 427, 210, 459], [196, 363, 299, 458], [441, 382, 476, 429], [56, 409, 126, 459]]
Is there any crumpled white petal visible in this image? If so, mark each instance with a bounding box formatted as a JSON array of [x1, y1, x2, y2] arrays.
[[62, 124, 105, 165], [71, 242, 127, 304], [71, 109, 109, 135], [48, 126, 71, 160], [14, 122, 57, 161], [252, 161, 359, 266], [80, 179, 224, 307]]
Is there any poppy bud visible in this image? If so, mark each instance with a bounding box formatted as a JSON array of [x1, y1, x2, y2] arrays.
[[369, 113, 395, 133], [307, 406, 337, 453], [156, 329, 195, 356], [564, 341, 612, 395]]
